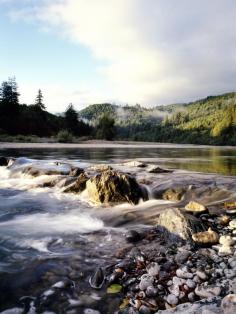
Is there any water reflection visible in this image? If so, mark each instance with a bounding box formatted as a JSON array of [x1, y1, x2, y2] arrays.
[[0, 145, 236, 175]]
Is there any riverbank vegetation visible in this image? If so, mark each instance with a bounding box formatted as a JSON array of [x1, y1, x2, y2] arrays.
[[0, 77, 236, 145]]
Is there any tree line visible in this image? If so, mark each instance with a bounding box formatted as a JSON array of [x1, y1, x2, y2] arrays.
[[0, 77, 115, 141]]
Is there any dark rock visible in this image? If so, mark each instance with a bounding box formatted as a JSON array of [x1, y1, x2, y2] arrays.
[[157, 208, 207, 243], [86, 170, 147, 205], [148, 166, 172, 174], [69, 167, 84, 176], [89, 267, 105, 289], [22, 165, 69, 177], [63, 173, 89, 193], [0, 156, 8, 166], [125, 230, 142, 243]]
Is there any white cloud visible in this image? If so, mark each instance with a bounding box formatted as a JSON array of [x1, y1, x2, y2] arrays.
[[8, 0, 236, 106]]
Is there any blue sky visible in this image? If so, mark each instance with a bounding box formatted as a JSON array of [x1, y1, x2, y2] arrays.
[[1, 0, 236, 112]]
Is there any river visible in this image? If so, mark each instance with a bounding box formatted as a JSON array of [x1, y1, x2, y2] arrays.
[[0, 143, 235, 313]]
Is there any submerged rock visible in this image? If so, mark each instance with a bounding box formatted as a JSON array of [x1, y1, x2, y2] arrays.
[[89, 164, 113, 172], [22, 165, 69, 177], [192, 228, 219, 245], [157, 208, 207, 243], [148, 166, 172, 174], [63, 173, 89, 193], [184, 201, 207, 214], [162, 188, 186, 201], [123, 160, 147, 168], [86, 170, 146, 205]]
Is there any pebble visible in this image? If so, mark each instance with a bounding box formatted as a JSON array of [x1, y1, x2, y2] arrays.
[[175, 250, 190, 264], [146, 286, 158, 297], [166, 294, 178, 305], [139, 305, 151, 314], [224, 269, 236, 279], [195, 285, 221, 298], [219, 235, 235, 246], [139, 274, 154, 291], [188, 292, 196, 302], [176, 268, 193, 279], [229, 220, 236, 229], [146, 262, 160, 276], [186, 279, 196, 289], [196, 270, 208, 280]]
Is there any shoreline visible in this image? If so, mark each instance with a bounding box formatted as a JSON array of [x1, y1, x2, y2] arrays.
[[1, 140, 236, 149]]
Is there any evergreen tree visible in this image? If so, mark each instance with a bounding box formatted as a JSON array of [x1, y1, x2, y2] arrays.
[[96, 113, 115, 140], [64, 103, 79, 135], [0, 77, 20, 134], [35, 89, 45, 110]]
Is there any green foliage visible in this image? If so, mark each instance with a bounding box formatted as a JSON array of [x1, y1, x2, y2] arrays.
[[57, 130, 74, 143], [96, 114, 115, 140]]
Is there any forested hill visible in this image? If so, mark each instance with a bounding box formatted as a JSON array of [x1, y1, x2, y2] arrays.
[[79, 92, 236, 145]]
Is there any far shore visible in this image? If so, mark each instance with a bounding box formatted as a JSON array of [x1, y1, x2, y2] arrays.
[[0, 140, 236, 149]]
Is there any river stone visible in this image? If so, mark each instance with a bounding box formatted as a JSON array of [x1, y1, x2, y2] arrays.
[[219, 235, 235, 246], [157, 208, 207, 243], [229, 220, 236, 229], [139, 274, 154, 290], [192, 228, 219, 244], [221, 294, 236, 314], [0, 156, 8, 166], [69, 167, 84, 176], [63, 173, 89, 193], [123, 160, 147, 168], [162, 188, 186, 201], [146, 262, 160, 276], [166, 294, 178, 305], [184, 201, 207, 214], [155, 297, 222, 314], [195, 285, 221, 298], [86, 170, 146, 205], [148, 166, 172, 173], [22, 165, 69, 177], [89, 164, 113, 172]]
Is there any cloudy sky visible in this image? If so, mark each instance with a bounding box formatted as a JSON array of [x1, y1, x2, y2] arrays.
[[1, 0, 236, 112]]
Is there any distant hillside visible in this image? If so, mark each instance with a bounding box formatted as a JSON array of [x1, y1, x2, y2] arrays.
[[79, 92, 236, 145]]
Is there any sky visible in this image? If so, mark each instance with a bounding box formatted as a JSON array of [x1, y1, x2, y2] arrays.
[[1, 0, 236, 113]]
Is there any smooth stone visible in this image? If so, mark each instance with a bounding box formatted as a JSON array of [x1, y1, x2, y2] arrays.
[[89, 267, 105, 289], [139, 305, 151, 314], [218, 215, 230, 226], [229, 220, 236, 229], [146, 286, 158, 297], [176, 268, 193, 279], [166, 294, 179, 305], [139, 274, 154, 291], [146, 262, 160, 276], [192, 228, 219, 244], [195, 285, 221, 298], [184, 201, 207, 214], [186, 279, 196, 289], [188, 292, 196, 302], [125, 230, 141, 243], [0, 309, 23, 314], [172, 276, 186, 286], [224, 269, 236, 279], [219, 235, 235, 246], [221, 294, 236, 314], [175, 250, 190, 264], [123, 160, 147, 168], [219, 246, 234, 256], [168, 285, 180, 297], [196, 270, 208, 281]]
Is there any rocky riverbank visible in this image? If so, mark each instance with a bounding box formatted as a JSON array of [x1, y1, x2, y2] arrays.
[[0, 156, 236, 314]]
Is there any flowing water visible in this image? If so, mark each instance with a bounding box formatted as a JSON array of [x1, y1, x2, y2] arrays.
[[0, 143, 235, 313]]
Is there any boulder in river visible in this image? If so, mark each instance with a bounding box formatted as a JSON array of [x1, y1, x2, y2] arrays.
[[86, 170, 147, 205], [157, 208, 207, 243], [69, 167, 84, 176], [22, 165, 69, 177], [148, 166, 172, 173], [123, 160, 147, 168], [63, 173, 89, 193]]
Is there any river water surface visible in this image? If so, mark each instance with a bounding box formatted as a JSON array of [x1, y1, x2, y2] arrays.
[[0, 143, 235, 313]]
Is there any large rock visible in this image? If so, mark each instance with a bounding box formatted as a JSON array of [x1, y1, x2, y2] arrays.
[[86, 170, 146, 205], [157, 208, 207, 243], [184, 201, 207, 214], [63, 173, 89, 193], [22, 165, 69, 177]]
